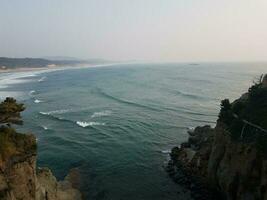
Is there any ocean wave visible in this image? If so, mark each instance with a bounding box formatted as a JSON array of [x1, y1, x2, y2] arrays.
[[39, 109, 71, 115], [34, 99, 43, 103], [76, 121, 105, 128], [39, 112, 105, 128], [41, 125, 49, 130], [96, 88, 161, 112], [38, 76, 46, 82], [161, 150, 171, 154], [29, 90, 36, 95], [176, 90, 209, 100], [187, 126, 195, 131], [91, 110, 112, 118], [0, 72, 38, 89], [39, 112, 71, 123]]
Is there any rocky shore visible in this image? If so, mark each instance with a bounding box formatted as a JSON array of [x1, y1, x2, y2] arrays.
[[167, 75, 267, 200]]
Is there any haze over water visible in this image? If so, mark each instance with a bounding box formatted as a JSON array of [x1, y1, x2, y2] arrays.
[[0, 62, 266, 199]]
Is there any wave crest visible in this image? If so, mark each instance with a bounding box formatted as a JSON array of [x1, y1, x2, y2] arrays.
[[34, 99, 43, 103], [38, 76, 46, 82], [29, 90, 36, 95], [39, 109, 70, 115], [96, 88, 161, 111], [91, 110, 112, 118], [76, 121, 105, 128]]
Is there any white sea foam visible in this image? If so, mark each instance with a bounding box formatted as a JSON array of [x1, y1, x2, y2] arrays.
[[29, 90, 36, 95], [41, 125, 48, 130], [161, 150, 171, 154], [76, 121, 105, 128], [40, 111, 49, 116], [0, 91, 25, 100], [0, 71, 44, 89], [34, 99, 43, 103], [187, 126, 195, 134], [38, 76, 46, 82], [0, 71, 45, 100], [91, 110, 112, 118], [39, 109, 70, 115]]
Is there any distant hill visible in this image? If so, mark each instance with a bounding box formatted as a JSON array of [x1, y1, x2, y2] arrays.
[[42, 56, 82, 61], [0, 57, 112, 70], [43, 56, 112, 64], [0, 57, 52, 69]]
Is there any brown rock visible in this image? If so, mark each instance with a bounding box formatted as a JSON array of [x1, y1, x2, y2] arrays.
[[0, 128, 82, 200]]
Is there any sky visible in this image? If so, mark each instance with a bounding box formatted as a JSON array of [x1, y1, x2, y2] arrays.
[[0, 0, 267, 62]]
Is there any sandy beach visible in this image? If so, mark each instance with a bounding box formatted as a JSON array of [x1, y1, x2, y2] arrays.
[[0, 64, 92, 74]]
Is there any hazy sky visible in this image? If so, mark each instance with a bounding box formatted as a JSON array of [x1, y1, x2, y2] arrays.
[[0, 0, 267, 62]]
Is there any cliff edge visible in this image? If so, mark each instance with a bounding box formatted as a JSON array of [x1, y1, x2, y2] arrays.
[[0, 98, 82, 200], [168, 74, 267, 200]]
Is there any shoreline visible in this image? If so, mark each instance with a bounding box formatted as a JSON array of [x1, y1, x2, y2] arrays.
[[0, 64, 94, 74], [0, 62, 132, 75]]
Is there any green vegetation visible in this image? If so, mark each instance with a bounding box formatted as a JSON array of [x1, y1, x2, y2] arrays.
[[0, 126, 36, 161], [218, 74, 267, 152], [0, 57, 109, 70], [0, 97, 25, 125], [0, 57, 52, 69], [0, 98, 36, 162]]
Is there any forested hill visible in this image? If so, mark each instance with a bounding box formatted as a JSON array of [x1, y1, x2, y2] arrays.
[[0, 57, 110, 69]]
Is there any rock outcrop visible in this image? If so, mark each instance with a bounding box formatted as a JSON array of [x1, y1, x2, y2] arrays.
[[168, 75, 267, 200], [0, 126, 82, 200]]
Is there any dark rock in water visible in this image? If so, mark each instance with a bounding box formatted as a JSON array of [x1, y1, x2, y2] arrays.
[[64, 167, 82, 191]]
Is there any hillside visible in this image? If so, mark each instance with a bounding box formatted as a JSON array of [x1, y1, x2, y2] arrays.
[[0, 57, 111, 70]]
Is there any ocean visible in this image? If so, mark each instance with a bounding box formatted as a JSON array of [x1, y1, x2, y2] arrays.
[[0, 62, 266, 199]]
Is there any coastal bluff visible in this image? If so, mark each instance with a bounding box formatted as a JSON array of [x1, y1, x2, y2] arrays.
[[0, 128, 82, 200], [0, 98, 82, 200], [167, 74, 267, 200]]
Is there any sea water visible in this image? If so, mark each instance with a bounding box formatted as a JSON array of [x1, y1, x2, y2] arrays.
[[0, 62, 266, 199]]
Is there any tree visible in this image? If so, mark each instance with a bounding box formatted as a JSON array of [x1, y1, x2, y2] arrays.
[[0, 97, 25, 126], [218, 99, 233, 125]]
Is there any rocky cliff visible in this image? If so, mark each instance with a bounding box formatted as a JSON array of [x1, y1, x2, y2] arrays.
[[0, 98, 82, 200], [168, 74, 267, 200]]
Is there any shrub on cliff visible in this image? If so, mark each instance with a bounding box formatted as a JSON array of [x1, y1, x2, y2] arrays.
[[218, 99, 234, 125], [0, 126, 36, 161], [218, 75, 267, 143], [0, 98, 36, 162], [0, 97, 25, 125]]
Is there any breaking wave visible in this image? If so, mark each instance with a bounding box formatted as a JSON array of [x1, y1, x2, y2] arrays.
[[34, 99, 43, 103], [39, 109, 71, 115], [39, 111, 105, 128], [161, 150, 171, 154], [29, 90, 36, 95], [76, 121, 105, 128], [91, 110, 112, 118], [38, 76, 46, 82], [41, 125, 49, 130]]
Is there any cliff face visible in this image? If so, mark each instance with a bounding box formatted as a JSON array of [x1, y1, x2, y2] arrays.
[[207, 123, 267, 200], [170, 124, 267, 200], [0, 127, 82, 200], [169, 75, 267, 200]]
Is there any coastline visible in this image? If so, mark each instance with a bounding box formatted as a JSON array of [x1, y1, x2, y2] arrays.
[[0, 64, 93, 74], [0, 62, 132, 76]]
